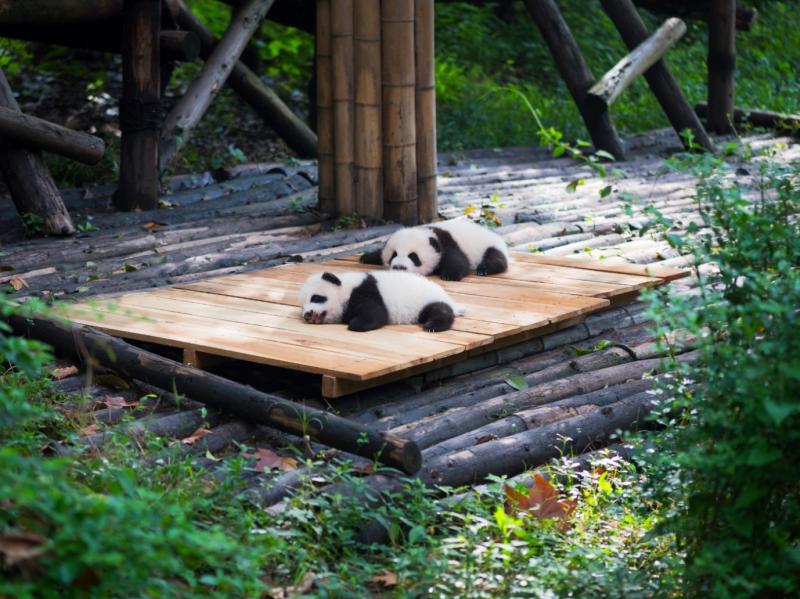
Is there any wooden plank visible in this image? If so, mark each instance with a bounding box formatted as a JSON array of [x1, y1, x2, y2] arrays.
[[513, 253, 689, 281]]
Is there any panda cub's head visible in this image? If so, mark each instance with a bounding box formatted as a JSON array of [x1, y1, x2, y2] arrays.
[[381, 228, 441, 276], [299, 271, 348, 324]]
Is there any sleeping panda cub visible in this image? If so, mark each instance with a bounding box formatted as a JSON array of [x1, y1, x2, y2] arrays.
[[299, 270, 464, 332], [360, 218, 509, 281]]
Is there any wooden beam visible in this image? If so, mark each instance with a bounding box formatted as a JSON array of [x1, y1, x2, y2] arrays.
[[695, 102, 800, 133], [523, 0, 626, 161], [159, 0, 275, 171], [0, 0, 121, 25], [600, 0, 714, 152], [0, 106, 106, 165], [632, 0, 757, 32], [588, 18, 686, 109], [116, 0, 161, 211], [0, 68, 75, 236], [706, 0, 736, 133]]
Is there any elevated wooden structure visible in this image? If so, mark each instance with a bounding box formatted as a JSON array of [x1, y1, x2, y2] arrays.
[[63, 252, 686, 398]]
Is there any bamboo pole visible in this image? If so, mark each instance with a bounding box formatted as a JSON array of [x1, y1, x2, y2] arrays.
[[382, 0, 418, 224], [316, 0, 336, 214], [707, 0, 736, 133], [524, 0, 626, 161], [600, 0, 714, 152], [353, 0, 383, 219], [331, 0, 355, 216], [415, 0, 437, 223], [588, 18, 687, 109]]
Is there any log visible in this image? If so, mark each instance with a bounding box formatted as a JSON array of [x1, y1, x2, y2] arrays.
[[420, 390, 661, 487], [0, 69, 75, 236], [353, 0, 383, 220], [331, 0, 355, 216], [588, 18, 687, 109], [632, 0, 757, 32], [706, 0, 736, 133], [0, 106, 105, 165], [7, 314, 422, 474], [159, 0, 275, 171], [165, 0, 317, 159], [600, 0, 714, 152], [116, 0, 161, 211], [0, 0, 121, 25], [316, 0, 336, 213], [415, 0, 437, 223], [382, 0, 419, 224], [523, 0, 626, 161], [694, 102, 800, 133]]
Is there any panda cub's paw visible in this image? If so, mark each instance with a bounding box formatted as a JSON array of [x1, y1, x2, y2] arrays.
[[419, 302, 455, 332], [476, 247, 509, 276]]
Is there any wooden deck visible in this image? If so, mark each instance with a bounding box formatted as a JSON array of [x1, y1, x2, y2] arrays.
[[63, 252, 685, 397]]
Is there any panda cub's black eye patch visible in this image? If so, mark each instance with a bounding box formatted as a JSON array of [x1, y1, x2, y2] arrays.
[[409, 252, 421, 267], [391, 251, 397, 261], [310, 295, 327, 304]]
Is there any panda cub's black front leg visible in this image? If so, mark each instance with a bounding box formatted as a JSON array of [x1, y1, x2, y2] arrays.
[[418, 302, 455, 332], [359, 249, 384, 265], [346, 302, 389, 332], [477, 247, 508, 276], [438, 247, 471, 281]]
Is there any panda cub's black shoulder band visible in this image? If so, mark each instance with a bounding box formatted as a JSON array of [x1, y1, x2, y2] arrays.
[[429, 227, 471, 281], [343, 274, 389, 332], [322, 272, 342, 286]]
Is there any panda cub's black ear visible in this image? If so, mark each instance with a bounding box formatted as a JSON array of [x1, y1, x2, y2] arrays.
[[429, 236, 441, 253], [322, 272, 342, 286]]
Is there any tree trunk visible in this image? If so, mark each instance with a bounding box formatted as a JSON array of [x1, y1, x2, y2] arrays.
[[600, 0, 714, 152], [159, 0, 275, 171], [0, 68, 75, 236], [588, 18, 687, 109], [706, 0, 736, 133], [632, 0, 756, 32], [7, 313, 422, 474]]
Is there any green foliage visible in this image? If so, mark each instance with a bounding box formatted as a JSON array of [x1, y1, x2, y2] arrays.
[[638, 153, 800, 597]]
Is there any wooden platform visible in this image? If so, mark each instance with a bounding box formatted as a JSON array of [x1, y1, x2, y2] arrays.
[[63, 253, 686, 397]]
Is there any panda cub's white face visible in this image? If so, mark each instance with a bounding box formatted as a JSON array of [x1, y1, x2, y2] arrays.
[[298, 272, 348, 324], [380, 228, 441, 276]]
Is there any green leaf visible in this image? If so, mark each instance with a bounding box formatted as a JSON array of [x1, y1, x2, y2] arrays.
[[505, 375, 529, 390], [594, 150, 616, 161], [123, 263, 138, 272], [599, 185, 613, 198], [566, 178, 585, 193], [763, 399, 796, 425]]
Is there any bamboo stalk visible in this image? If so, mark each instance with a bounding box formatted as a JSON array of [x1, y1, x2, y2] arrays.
[[331, 0, 355, 216], [382, 0, 418, 224], [353, 0, 383, 219], [707, 0, 736, 133], [316, 0, 336, 214], [415, 0, 437, 223]]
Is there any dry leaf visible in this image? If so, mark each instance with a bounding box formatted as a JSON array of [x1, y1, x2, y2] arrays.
[[142, 221, 167, 230], [505, 473, 578, 528], [8, 276, 28, 291], [182, 427, 211, 445], [0, 531, 47, 567], [98, 396, 138, 409], [372, 571, 398, 587], [51, 365, 79, 380], [475, 434, 497, 445], [79, 423, 100, 436], [246, 448, 298, 472], [269, 571, 315, 599]]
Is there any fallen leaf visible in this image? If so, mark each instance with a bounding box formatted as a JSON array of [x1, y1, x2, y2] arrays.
[[268, 571, 316, 599], [182, 427, 211, 445], [142, 221, 167, 230], [475, 434, 497, 445], [505, 473, 577, 528], [79, 423, 100, 436], [372, 571, 398, 587], [97, 396, 138, 409], [0, 531, 47, 567], [95, 374, 130, 390], [51, 365, 79, 380], [8, 276, 28, 291], [505, 375, 529, 391], [246, 448, 298, 472]]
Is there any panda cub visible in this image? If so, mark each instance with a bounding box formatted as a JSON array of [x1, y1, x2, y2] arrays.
[[299, 270, 464, 332], [360, 218, 509, 281]]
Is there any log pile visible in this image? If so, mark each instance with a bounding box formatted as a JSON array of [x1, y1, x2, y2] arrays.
[[316, 0, 437, 224]]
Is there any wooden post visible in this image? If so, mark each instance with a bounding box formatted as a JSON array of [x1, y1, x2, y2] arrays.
[[524, 0, 626, 160], [331, 0, 355, 216], [631, 0, 757, 32], [0, 106, 106, 165], [116, 0, 161, 211], [415, 0, 437, 223], [316, 0, 336, 214], [382, 0, 418, 224], [588, 18, 687, 109], [159, 0, 274, 171], [353, 0, 383, 220], [707, 0, 736, 133], [164, 0, 316, 159], [601, 0, 714, 152], [0, 68, 75, 235]]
